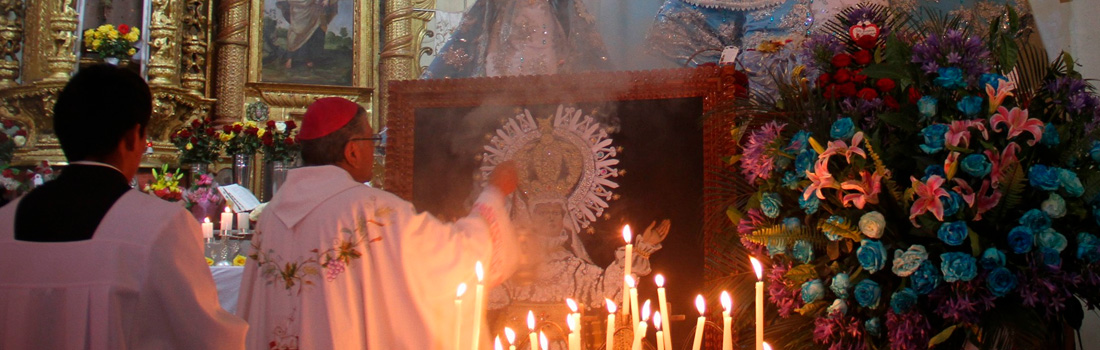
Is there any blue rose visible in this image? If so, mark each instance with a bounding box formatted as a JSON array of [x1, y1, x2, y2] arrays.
[[801, 279, 825, 303], [1077, 232, 1100, 263], [1041, 247, 1062, 268], [980, 73, 1007, 90], [935, 67, 967, 89], [940, 252, 978, 282], [889, 288, 919, 314], [979, 248, 1006, 269], [940, 191, 962, 217], [857, 240, 887, 273], [830, 117, 856, 140], [1008, 226, 1035, 254], [911, 261, 942, 295], [767, 240, 787, 257], [822, 215, 846, 241], [1041, 123, 1060, 146], [1028, 165, 1060, 191], [986, 267, 1018, 297], [830, 273, 851, 299], [799, 195, 820, 215], [960, 154, 992, 178], [923, 165, 946, 181], [760, 192, 782, 218], [827, 299, 848, 317], [1041, 193, 1067, 219], [783, 217, 802, 231], [892, 245, 928, 277], [1038, 228, 1067, 252], [1057, 168, 1084, 197], [795, 149, 818, 178], [1019, 209, 1051, 231], [787, 130, 812, 152], [937, 221, 969, 246], [853, 279, 882, 308], [920, 124, 949, 154], [956, 95, 984, 117], [792, 240, 814, 264], [918, 96, 938, 120], [1090, 141, 1100, 163], [782, 171, 801, 189], [865, 317, 883, 337]]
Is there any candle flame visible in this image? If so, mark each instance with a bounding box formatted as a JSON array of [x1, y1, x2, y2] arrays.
[[751, 256, 764, 280], [567, 315, 576, 332], [494, 336, 503, 350], [625, 275, 636, 288], [504, 327, 516, 344], [763, 342, 772, 350], [641, 300, 652, 321], [695, 294, 706, 314], [653, 311, 662, 330], [475, 261, 485, 282], [539, 331, 548, 350], [655, 274, 665, 287], [606, 298, 617, 313], [224, 206, 231, 213], [456, 283, 467, 297], [566, 298, 578, 313], [622, 225, 632, 243], [527, 311, 535, 330], [720, 291, 732, 312], [204, 217, 211, 223]]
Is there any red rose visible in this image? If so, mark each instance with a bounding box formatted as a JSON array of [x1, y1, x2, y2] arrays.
[[833, 69, 852, 84], [831, 53, 852, 68], [205, 128, 216, 136], [837, 82, 858, 97], [857, 87, 879, 101], [118, 24, 130, 35], [817, 73, 831, 87], [884, 95, 900, 110], [246, 127, 258, 135], [234, 124, 243, 133], [191, 119, 202, 128], [908, 86, 921, 104], [876, 78, 896, 92], [222, 125, 233, 133], [266, 120, 277, 128], [284, 137, 295, 146], [15, 129, 26, 136], [285, 120, 297, 130], [1, 120, 12, 128], [189, 136, 198, 144], [2, 169, 12, 177], [262, 134, 274, 146], [180, 129, 191, 138], [853, 50, 872, 65], [856, 36, 877, 50], [852, 70, 868, 84]]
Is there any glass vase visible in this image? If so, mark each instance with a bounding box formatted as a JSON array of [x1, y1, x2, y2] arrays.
[[232, 154, 253, 189], [270, 160, 289, 196]]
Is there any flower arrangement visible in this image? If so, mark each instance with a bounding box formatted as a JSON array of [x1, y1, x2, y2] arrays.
[[171, 118, 223, 164], [717, 4, 1100, 349], [144, 164, 183, 202], [183, 173, 224, 221], [1, 161, 55, 200], [0, 119, 27, 165], [261, 120, 300, 163], [82, 24, 140, 59], [218, 121, 264, 155]]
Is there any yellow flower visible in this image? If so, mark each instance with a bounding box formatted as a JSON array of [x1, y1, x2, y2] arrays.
[[233, 255, 247, 266], [124, 32, 139, 42], [245, 121, 257, 128], [185, 142, 193, 150], [127, 48, 136, 56], [257, 128, 266, 138], [107, 31, 119, 40], [97, 24, 111, 33], [131, 28, 140, 36], [83, 29, 94, 38], [219, 133, 233, 142], [91, 40, 101, 49], [206, 257, 215, 266]]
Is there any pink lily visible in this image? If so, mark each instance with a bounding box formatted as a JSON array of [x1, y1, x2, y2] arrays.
[[909, 175, 949, 227], [990, 106, 1043, 146], [945, 119, 989, 148], [984, 142, 1021, 188], [986, 80, 1016, 113], [803, 159, 838, 200], [974, 180, 1002, 221], [841, 170, 884, 209], [818, 131, 867, 168], [951, 178, 978, 208]]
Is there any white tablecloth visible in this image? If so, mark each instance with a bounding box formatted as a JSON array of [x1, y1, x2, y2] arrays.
[[210, 266, 244, 314]]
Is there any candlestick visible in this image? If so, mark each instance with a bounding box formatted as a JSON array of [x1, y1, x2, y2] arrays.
[[505, 327, 517, 350], [627, 276, 640, 330], [237, 211, 250, 232], [622, 225, 633, 317], [455, 283, 467, 350], [606, 299, 617, 350], [495, 336, 504, 350], [692, 295, 706, 350], [473, 262, 485, 350], [752, 257, 765, 350], [721, 291, 732, 350], [201, 217, 213, 239], [656, 274, 672, 350], [528, 311, 538, 350], [654, 311, 665, 350], [220, 206, 233, 232], [567, 315, 580, 350], [539, 331, 548, 350]]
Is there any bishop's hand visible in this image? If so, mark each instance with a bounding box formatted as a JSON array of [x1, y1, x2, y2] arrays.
[[640, 219, 671, 246]]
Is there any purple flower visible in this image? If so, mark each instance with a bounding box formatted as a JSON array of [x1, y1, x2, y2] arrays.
[[813, 311, 868, 350], [912, 29, 991, 87], [886, 309, 931, 350], [767, 262, 804, 317], [741, 121, 786, 183]]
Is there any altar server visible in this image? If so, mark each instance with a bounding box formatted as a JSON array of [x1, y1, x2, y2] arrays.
[[236, 97, 520, 349], [0, 65, 247, 349]]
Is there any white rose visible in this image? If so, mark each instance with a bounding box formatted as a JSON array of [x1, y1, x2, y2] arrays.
[[13, 135, 25, 147], [859, 211, 886, 238], [275, 122, 287, 133]]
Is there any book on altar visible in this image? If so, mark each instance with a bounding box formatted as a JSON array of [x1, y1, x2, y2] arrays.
[[218, 184, 261, 213]]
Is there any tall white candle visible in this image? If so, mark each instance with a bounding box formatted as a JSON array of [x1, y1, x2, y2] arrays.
[[692, 295, 706, 350], [632, 301, 651, 350], [654, 311, 665, 350], [622, 225, 633, 317], [455, 283, 467, 350], [201, 217, 213, 239], [528, 311, 538, 350], [752, 257, 765, 350], [539, 331, 548, 350], [567, 315, 580, 350], [495, 336, 504, 350], [656, 274, 672, 350], [721, 291, 732, 350], [627, 276, 640, 331], [237, 211, 250, 232], [566, 298, 580, 340], [505, 327, 517, 350], [605, 299, 617, 350], [220, 206, 234, 232], [473, 262, 485, 350]]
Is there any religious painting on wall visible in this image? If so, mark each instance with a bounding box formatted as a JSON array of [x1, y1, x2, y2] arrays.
[[249, 0, 359, 86]]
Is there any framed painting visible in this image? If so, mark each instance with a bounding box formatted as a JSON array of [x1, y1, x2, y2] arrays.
[[247, 0, 373, 87], [386, 67, 745, 348]]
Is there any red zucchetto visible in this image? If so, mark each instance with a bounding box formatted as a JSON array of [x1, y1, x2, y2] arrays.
[[297, 97, 361, 140]]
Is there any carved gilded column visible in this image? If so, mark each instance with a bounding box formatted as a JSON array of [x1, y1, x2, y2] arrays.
[[147, 0, 181, 85], [0, 0, 24, 88], [44, 0, 78, 81], [379, 0, 415, 129], [180, 0, 210, 93], [214, 0, 248, 122]]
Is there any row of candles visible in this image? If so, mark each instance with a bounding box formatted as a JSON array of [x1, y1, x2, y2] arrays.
[[200, 207, 250, 239], [455, 225, 773, 350]]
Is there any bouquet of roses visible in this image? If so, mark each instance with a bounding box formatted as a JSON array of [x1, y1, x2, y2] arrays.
[[716, 4, 1100, 350], [82, 24, 140, 59], [260, 120, 300, 163], [171, 118, 223, 164], [144, 164, 183, 202], [218, 121, 263, 156]]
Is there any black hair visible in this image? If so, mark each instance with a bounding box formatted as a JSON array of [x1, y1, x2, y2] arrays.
[[299, 106, 370, 166], [53, 64, 152, 161]]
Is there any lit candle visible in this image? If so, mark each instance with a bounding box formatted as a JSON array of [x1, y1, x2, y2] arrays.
[[505, 327, 517, 350], [654, 311, 665, 350], [752, 257, 765, 350], [566, 298, 580, 336], [622, 225, 633, 317], [220, 206, 234, 232], [721, 291, 732, 350], [632, 300, 651, 350], [627, 276, 640, 331], [567, 315, 580, 350], [763, 342, 773, 350], [539, 331, 548, 350], [237, 211, 250, 232], [656, 274, 672, 350], [495, 336, 504, 350], [201, 217, 213, 239], [455, 283, 467, 350], [473, 262, 485, 350], [605, 299, 617, 350], [528, 311, 538, 350], [692, 295, 706, 350]]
